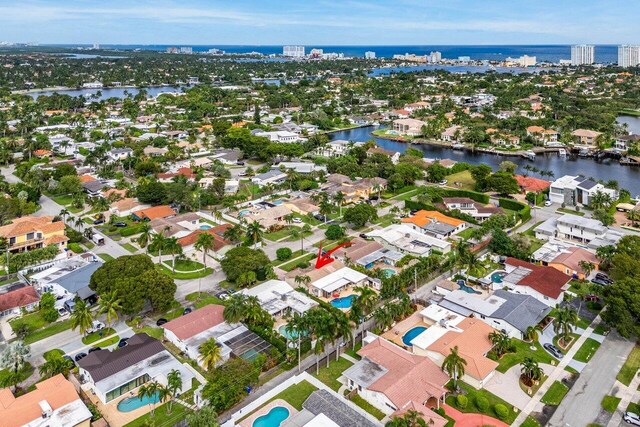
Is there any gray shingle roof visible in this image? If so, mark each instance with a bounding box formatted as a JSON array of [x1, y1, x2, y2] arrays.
[[302, 390, 379, 427], [490, 290, 551, 333]]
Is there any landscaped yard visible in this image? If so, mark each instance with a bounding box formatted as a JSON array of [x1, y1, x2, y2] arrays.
[[264, 226, 303, 242], [162, 259, 205, 272], [553, 333, 580, 352], [445, 170, 476, 191], [98, 253, 114, 262], [124, 401, 191, 427], [445, 381, 518, 424], [557, 208, 584, 216], [541, 381, 569, 405], [43, 349, 64, 360], [121, 242, 138, 253], [312, 357, 353, 391], [185, 292, 225, 309], [0, 363, 33, 386], [94, 335, 120, 348], [11, 315, 73, 345], [573, 338, 601, 363], [520, 416, 543, 427], [268, 380, 318, 410], [617, 346, 640, 386], [496, 339, 556, 373], [601, 395, 621, 413], [279, 253, 316, 272], [82, 328, 116, 345], [456, 227, 476, 240], [158, 264, 212, 280], [350, 394, 385, 420]]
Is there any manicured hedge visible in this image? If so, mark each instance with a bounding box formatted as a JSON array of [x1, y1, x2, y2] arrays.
[[498, 198, 531, 222], [441, 188, 490, 204]]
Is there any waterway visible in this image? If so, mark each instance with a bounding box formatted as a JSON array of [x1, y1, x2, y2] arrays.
[[329, 126, 640, 193], [369, 64, 553, 76], [26, 85, 184, 100], [617, 115, 640, 135]]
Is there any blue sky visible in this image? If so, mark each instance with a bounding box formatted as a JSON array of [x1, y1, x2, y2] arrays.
[[0, 0, 638, 45]]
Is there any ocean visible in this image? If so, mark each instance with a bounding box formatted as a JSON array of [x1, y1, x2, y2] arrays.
[[51, 44, 620, 64]]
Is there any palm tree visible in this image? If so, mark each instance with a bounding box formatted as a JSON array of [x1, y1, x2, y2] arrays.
[[74, 216, 84, 231], [520, 357, 544, 387], [589, 190, 612, 210], [166, 369, 183, 413], [138, 381, 160, 416], [333, 191, 345, 216], [319, 200, 332, 224], [223, 294, 247, 323], [194, 232, 215, 297], [578, 260, 595, 279], [285, 312, 307, 372], [186, 405, 220, 427], [442, 346, 467, 388], [165, 237, 182, 272], [223, 224, 243, 243], [553, 306, 578, 347], [70, 300, 93, 336], [373, 306, 394, 331], [284, 214, 294, 226], [59, 208, 69, 224], [199, 338, 223, 371], [524, 325, 542, 342], [351, 286, 378, 349], [386, 410, 433, 427], [137, 223, 153, 252], [334, 312, 353, 360], [39, 354, 73, 378], [294, 275, 311, 288], [627, 209, 640, 228], [488, 331, 511, 358], [246, 221, 264, 249], [157, 384, 171, 413], [150, 232, 168, 264], [97, 290, 121, 330], [0, 341, 31, 392]]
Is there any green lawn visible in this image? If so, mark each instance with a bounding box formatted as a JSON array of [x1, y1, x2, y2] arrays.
[[162, 259, 205, 272], [51, 194, 73, 206], [10, 312, 49, 332], [617, 346, 640, 386], [82, 328, 116, 345], [445, 170, 476, 191], [94, 335, 120, 348], [136, 326, 164, 340], [185, 292, 225, 309], [268, 380, 318, 410], [496, 339, 556, 373], [121, 242, 138, 253], [21, 319, 73, 344], [456, 227, 476, 240], [557, 208, 584, 216], [312, 357, 353, 391], [344, 342, 362, 360], [158, 264, 212, 279], [264, 226, 304, 242], [602, 395, 621, 413], [520, 416, 543, 427], [351, 394, 385, 420], [445, 381, 517, 424], [124, 401, 190, 427], [98, 253, 114, 262], [279, 253, 316, 272], [43, 349, 64, 361], [541, 381, 569, 405], [554, 333, 580, 352], [627, 402, 640, 414], [271, 249, 306, 266], [573, 338, 601, 363]]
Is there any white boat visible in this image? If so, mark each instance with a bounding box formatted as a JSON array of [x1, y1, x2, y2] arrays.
[[452, 143, 465, 150], [558, 148, 567, 158], [523, 150, 536, 160]]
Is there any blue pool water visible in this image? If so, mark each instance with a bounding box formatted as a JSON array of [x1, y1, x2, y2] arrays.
[[200, 224, 212, 230], [253, 406, 290, 427], [330, 295, 356, 309], [402, 326, 428, 346], [491, 271, 507, 283], [382, 268, 396, 278], [278, 324, 306, 340], [117, 391, 160, 412], [239, 209, 250, 217], [458, 280, 481, 294]]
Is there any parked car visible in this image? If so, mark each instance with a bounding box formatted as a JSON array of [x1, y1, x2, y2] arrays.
[[88, 347, 100, 354], [93, 219, 105, 225], [86, 320, 105, 334], [292, 218, 302, 223], [544, 200, 552, 207], [236, 161, 245, 166], [118, 338, 129, 348], [314, 214, 327, 222], [57, 307, 68, 316], [156, 318, 168, 326], [238, 172, 248, 177], [543, 343, 564, 359], [595, 273, 613, 284], [624, 412, 640, 426], [74, 352, 87, 362], [113, 222, 127, 227], [439, 180, 448, 186], [359, 233, 369, 239], [183, 307, 193, 316], [591, 277, 610, 286]]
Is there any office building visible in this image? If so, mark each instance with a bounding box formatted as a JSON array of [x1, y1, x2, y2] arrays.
[[365, 51, 376, 59], [283, 45, 305, 57], [429, 51, 442, 63], [571, 45, 595, 65], [618, 45, 640, 67], [180, 46, 193, 54]]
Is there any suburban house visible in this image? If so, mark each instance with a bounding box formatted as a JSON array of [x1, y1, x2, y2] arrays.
[[242, 205, 293, 229], [131, 205, 177, 222], [322, 175, 387, 204], [143, 146, 169, 157], [106, 147, 133, 162], [298, 390, 384, 427], [275, 162, 327, 174], [533, 241, 599, 279], [440, 125, 463, 142], [571, 129, 602, 148], [251, 169, 288, 187], [401, 210, 466, 238], [367, 146, 401, 164], [77, 333, 194, 404], [290, 260, 376, 298], [614, 134, 640, 151], [109, 198, 150, 217], [282, 197, 320, 216], [526, 126, 559, 145], [408, 305, 499, 389], [515, 175, 551, 194], [342, 335, 449, 415], [253, 130, 301, 143], [438, 290, 551, 339], [534, 214, 623, 248], [0, 283, 40, 318], [367, 224, 452, 256], [0, 216, 67, 254], [176, 224, 232, 254], [548, 175, 618, 207], [0, 374, 92, 427], [499, 257, 571, 306], [240, 280, 317, 318], [442, 198, 504, 222], [315, 139, 362, 157], [392, 118, 427, 136]]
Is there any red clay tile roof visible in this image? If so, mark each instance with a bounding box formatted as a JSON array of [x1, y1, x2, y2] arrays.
[[0, 216, 64, 239], [133, 205, 176, 221], [162, 305, 226, 340], [505, 257, 571, 299], [176, 224, 232, 250], [515, 175, 551, 193], [0, 286, 39, 312], [551, 247, 599, 274], [391, 401, 448, 427]]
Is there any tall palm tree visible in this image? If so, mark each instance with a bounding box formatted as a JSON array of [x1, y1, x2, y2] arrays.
[[520, 357, 544, 386], [0, 341, 31, 392], [442, 346, 467, 388], [59, 208, 69, 224], [553, 306, 578, 347], [246, 221, 264, 249], [319, 200, 332, 224], [74, 216, 84, 231], [39, 354, 73, 379], [166, 369, 182, 413], [488, 331, 511, 358], [333, 191, 345, 216], [373, 306, 394, 332], [199, 338, 223, 371], [223, 294, 247, 324], [186, 405, 220, 427], [97, 290, 121, 330], [137, 223, 153, 252], [285, 312, 307, 372], [157, 384, 171, 413], [334, 312, 353, 360], [294, 275, 311, 288], [351, 286, 378, 349], [524, 325, 542, 342], [138, 381, 160, 416], [223, 224, 242, 243], [578, 260, 595, 279], [627, 209, 640, 228], [194, 232, 215, 297], [165, 237, 182, 272], [70, 300, 93, 336], [150, 232, 168, 264]]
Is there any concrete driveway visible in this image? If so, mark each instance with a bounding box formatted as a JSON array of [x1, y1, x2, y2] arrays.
[[485, 363, 557, 410]]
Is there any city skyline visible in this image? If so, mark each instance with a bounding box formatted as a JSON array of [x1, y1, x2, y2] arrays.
[[1, 0, 639, 45]]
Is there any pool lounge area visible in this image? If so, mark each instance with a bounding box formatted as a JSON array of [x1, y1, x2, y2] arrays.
[[330, 294, 356, 309], [402, 326, 428, 346], [238, 400, 297, 427], [381, 310, 429, 348]]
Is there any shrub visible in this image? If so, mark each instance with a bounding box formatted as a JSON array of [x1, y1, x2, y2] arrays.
[[67, 242, 83, 253], [297, 261, 310, 269], [456, 394, 468, 409], [276, 247, 293, 261], [494, 403, 509, 420], [476, 396, 489, 412], [325, 224, 345, 240]]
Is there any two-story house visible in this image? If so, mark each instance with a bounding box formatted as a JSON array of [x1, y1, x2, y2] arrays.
[[0, 216, 67, 254]]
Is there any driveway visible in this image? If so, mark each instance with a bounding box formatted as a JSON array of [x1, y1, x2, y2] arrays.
[[485, 363, 557, 410], [548, 330, 635, 427]]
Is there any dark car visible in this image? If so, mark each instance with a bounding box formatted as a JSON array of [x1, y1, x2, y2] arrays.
[[88, 347, 100, 354], [62, 355, 75, 367], [591, 278, 610, 286], [93, 219, 105, 225], [118, 338, 129, 348], [359, 233, 368, 239], [183, 307, 193, 316], [156, 318, 168, 326], [113, 222, 127, 227], [236, 161, 245, 166], [74, 352, 87, 362], [595, 273, 613, 284], [543, 343, 564, 359], [314, 214, 326, 222]]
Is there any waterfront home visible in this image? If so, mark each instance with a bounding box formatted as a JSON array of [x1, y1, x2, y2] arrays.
[[253, 130, 302, 143], [367, 224, 452, 255], [442, 197, 503, 222], [0, 374, 92, 427], [514, 175, 551, 194], [409, 305, 499, 389], [240, 279, 317, 318], [500, 257, 571, 306], [0, 216, 68, 254], [548, 175, 618, 207], [275, 162, 327, 174], [401, 210, 466, 238], [0, 283, 40, 319], [392, 118, 427, 136], [315, 139, 361, 157], [614, 134, 640, 151], [343, 335, 449, 417], [438, 290, 551, 340], [526, 126, 559, 145], [440, 125, 463, 142], [77, 333, 195, 404], [367, 146, 401, 164], [533, 241, 599, 279], [571, 129, 602, 149]]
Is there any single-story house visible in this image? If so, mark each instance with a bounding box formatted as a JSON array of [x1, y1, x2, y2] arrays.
[[240, 280, 318, 318]]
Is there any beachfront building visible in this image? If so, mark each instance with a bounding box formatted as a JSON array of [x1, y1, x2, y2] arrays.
[[0, 374, 92, 427], [571, 45, 595, 65], [77, 333, 194, 404], [392, 118, 427, 136], [618, 45, 640, 68], [283, 45, 305, 57], [0, 216, 67, 254]]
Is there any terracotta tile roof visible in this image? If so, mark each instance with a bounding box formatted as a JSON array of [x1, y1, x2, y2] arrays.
[[176, 224, 232, 250], [133, 205, 176, 221], [551, 247, 599, 274], [401, 210, 465, 228], [33, 149, 52, 157], [427, 318, 498, 381], [112, 198, 144, 212], [505, 257, 571, 298], [391, 401, 448, 427], [0, 374, 87, 427], [79, 175, 97, 183], [44, 234, 69, 245], [0, 286, 39, 312], [515, 175, 551, 192], [357, 337, 449, 408], [0, 216, 63, 239], [163, 305, 226, 340]]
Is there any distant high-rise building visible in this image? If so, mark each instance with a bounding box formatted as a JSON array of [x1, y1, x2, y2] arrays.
[[180, 47, 193, 54], [310, 48, 323, 58], [618, 45, 640, 68], [571, 45, 595, 66], [428, 51, 442, 63], [92, 43, 100, 50], [458, 56, 471, 63], [166, 47, 179, 54], [283, 45, 305, 57], [365, 51, 376, 59]]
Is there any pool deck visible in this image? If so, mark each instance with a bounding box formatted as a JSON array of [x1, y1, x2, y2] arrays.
[[238, 399, 297, 427], [381, 309, 429, 348], [82, 384, 158, 427]]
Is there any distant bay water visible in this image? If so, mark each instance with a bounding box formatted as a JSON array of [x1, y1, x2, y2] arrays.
[[51, 44, 621, 64]]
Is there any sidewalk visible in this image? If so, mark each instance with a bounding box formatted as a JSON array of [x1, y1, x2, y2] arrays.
[[607, 359, 640, 426]]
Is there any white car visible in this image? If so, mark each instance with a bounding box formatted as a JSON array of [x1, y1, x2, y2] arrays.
[[292, 218, 302, 223], [624, 412, 640, 426], [86, 320, 105, 334], [439, 180, 448, 186], [544, 200, 552, 207]]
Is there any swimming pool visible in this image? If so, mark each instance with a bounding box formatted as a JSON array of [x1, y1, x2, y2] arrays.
[[330, 295, 356, 309], [457, 280, 481, 294], [253, 406, 290, 427], [200, 224, 212, 230], [382, 268, 396, 278], [491, 271, 507, 283], [117, 391, 160, 412], [278, 324, 305, 340], [402, 326, 428, 346], [239, 209, 250, 217]]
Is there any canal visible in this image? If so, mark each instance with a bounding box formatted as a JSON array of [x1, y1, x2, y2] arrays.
[[329, 125, 640, 193]]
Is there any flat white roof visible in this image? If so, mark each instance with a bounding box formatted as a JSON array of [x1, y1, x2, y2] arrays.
[[241, 280, 317, 314], [311, 268, 367, 292]]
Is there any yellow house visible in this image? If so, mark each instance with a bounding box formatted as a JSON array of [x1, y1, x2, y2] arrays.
[[0, 216, 68, 254]]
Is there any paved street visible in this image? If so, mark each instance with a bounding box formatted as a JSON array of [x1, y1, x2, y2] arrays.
[[548, 330, 635, 427]]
